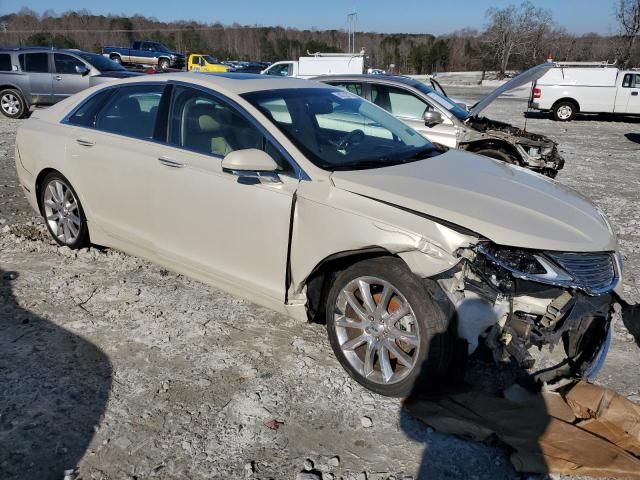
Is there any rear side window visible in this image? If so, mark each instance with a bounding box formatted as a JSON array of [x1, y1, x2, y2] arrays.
[[19, 53, 50, 73], [0, 54, 12, 71], [329, 82, 363, 97], [66, 89, 114, 127], [95, 85, 165, 139]]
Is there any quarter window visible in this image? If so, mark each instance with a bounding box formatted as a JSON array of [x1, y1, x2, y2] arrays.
[[0, 54, 12, 72], [95, 85, 165, 139], [371, 84, 430, 120], [54, 53, 86, 74], [19, 53, 49, 73]]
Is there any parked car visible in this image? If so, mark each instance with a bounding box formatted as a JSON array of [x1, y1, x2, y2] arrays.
[[101, 41, 185, 70], [263, 53, 367, 78], [187, 53, 229, 73], [529, 62, 640, 121], [15, 73, 625, 396], [227, 61, 270, 74], [318, 64, 564, 177], [0, 48, 140, 118]]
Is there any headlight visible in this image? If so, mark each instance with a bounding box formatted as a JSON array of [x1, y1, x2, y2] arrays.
[[478, 244, 572, 283], [527, 147, 540, 157]]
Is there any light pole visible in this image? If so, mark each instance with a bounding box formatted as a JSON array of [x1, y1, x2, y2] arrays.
[[347, 12, 357, 53]]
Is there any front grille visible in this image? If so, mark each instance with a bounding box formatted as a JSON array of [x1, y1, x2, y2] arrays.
[[547, 252, 618, 296]]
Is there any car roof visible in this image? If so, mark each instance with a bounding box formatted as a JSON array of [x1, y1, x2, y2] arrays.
[[315, 74, 424, 87], [108, 72, 335, 95]]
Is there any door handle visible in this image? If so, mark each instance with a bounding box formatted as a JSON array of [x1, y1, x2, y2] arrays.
[[158, 157, 184, 168], [632, 91, 638, 96], [76, 138, 94, 147], [54, 75, 62, 81]]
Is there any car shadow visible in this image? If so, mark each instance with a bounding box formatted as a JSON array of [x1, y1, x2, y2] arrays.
[[525, 111, 640, 124], [0, 268, 112, 480], [624, 133, 640, 145], [399, 296, 551, 479]]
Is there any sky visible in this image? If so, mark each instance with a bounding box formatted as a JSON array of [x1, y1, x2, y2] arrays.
[[0, 0, 619, 36]]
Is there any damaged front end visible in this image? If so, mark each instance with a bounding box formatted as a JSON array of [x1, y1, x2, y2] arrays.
[[437, 241, 621, 386], [463, 117, 565, 177]]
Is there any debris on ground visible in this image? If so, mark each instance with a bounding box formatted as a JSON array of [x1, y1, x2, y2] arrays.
[[405, 381, 640, 478]]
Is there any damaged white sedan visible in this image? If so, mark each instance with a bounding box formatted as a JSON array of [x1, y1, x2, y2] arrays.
[[14, 73, 627, 396]]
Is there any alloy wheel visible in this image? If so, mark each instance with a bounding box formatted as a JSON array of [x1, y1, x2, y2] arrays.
[[43, 179, 82, 245], [333, 276, 420, 385], [1, 93, 20, 116]]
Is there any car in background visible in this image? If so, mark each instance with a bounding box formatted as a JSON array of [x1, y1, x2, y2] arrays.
[[318, 64, 564, 177], [187, 53, 229, 73], [226, 61, 271, 74], [0, 48, 140, 118], [15, 73, 623, 396], [102, 41, 185, 70]]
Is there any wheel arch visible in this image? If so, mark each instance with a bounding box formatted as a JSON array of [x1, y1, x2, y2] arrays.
[[552, 97, 580, 113], [304, 246, 405, 323], [462, 139, 521, 161]]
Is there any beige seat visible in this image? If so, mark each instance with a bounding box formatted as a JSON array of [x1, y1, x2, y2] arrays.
[[183, 104, 233, 157]]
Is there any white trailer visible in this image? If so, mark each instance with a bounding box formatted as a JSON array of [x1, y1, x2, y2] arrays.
[[529, 62, 640, 120], [261, 53, 366, 79]]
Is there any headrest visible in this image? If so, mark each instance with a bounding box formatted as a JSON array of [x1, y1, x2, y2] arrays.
[[119, 97, 141, 116], [197, 114, 220, 132]]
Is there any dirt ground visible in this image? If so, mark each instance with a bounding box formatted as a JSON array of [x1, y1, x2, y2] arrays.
[[0, 87, 639, 480]]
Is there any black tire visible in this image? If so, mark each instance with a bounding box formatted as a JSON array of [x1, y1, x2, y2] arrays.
[[552, 101, 577, 121], [473, 148, 518, 165], [158, 58, 170, 70], [0, 88, 27, 119], [39, 172, 90, 249], [110, 54, 122, 64], [325, 257, 455, 397]]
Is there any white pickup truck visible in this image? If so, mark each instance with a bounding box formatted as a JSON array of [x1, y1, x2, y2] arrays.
[[261, 53, 366, 79], [529, 62, 640, 120]]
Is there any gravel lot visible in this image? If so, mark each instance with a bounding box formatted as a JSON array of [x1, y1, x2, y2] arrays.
[[0, 88, 639, 480]]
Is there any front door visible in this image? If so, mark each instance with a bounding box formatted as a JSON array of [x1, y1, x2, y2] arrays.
[[369, 83, 458, 148], [616, 73, 640, 114], [152, 85, 298, 302], [52, 53, 91, 99]]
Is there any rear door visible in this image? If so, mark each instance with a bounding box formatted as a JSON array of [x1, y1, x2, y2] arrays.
[[616, 73, 640, 114], [65, 83, 167, 249], [369, 83, 458, 148], [52, 53, 91, 99], [19, 52, 54, 104]]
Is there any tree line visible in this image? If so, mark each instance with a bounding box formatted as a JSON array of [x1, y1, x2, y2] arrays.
[[1, 1, 638, 75]]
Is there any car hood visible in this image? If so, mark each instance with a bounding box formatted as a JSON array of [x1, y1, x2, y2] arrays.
[[468, 63, 556, 117], [330, 150, 615, 252]]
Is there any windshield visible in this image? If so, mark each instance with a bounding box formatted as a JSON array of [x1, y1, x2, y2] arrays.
[[77, 52, 126, 72], [413, 82, 468, 120], [242, 88, 441, 171], [203, 55, 219, 64]]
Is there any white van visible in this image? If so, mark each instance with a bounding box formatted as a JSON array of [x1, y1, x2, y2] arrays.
[[262, 53, 366, 79], [530, 62, 640, 120]]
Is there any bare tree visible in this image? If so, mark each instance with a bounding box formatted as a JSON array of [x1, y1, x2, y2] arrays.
[[616, 0, 640, 67], [484, 1, 553, 77]]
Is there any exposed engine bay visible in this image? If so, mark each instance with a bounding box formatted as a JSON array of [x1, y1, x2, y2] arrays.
[[460, 116, 565, 177], [436, 242, 619, 388]]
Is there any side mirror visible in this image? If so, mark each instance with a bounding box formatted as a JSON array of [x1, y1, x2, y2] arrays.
[[423, 110, 444, 127], [221, 149, 281, 183], [75, 64, 90, 76]]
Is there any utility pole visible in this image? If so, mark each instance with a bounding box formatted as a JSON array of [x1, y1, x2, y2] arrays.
[[347, 12, 357, 53]]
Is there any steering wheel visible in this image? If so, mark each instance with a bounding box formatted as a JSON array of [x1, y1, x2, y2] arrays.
[[336, 129, 365, 151]]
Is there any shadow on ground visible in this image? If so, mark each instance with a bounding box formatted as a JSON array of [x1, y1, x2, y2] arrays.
[[625, 133, 640, 145], [0, 268, 112, 480], [525, 111, 640, 124]]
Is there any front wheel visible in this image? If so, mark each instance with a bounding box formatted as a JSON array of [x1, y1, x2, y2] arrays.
[[158, 58, 170, 70], [110, 55, 122, 64], [473, 148, 518, 165], [40, 172, 90, 249], [325, 257, 454, 397]]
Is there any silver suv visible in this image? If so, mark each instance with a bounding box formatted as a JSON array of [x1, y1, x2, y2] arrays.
[[0, 48, 140, 119]]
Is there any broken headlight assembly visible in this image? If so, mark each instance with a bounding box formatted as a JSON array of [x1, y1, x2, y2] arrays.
[[477, 243, 619, 296]]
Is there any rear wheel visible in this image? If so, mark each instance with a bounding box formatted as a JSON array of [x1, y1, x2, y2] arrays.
[[552, 101, 576, 121], [473, 148, 518, 165], [325, 257, 453, 397], [39, 172, 90, 249], [0, 89, 26, 119]]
